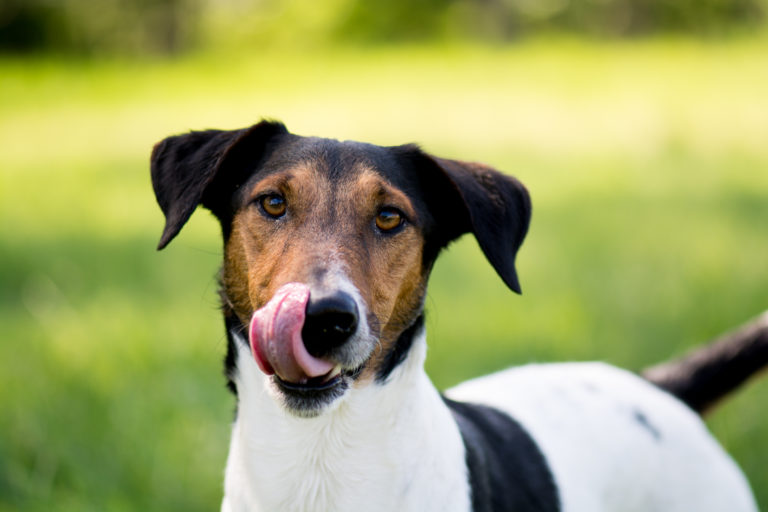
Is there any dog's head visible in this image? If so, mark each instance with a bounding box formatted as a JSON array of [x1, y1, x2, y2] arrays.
[[151, 120, 530, 416]]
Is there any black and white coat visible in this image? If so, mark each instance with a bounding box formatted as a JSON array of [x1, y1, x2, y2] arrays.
[[222, 327, 757, 512]]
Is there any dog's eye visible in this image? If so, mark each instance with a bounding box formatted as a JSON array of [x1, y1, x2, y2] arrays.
[[375, 207, 404, 232], [259, 194, 287, 218]]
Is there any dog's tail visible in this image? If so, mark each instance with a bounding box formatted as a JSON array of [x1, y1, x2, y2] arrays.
[[642, 311, 768, 415]]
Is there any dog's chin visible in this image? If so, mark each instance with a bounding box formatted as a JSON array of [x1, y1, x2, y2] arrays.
[[270, 369, 359, 418]]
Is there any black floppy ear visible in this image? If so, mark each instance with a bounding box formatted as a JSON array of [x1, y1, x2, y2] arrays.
[[401, 148, 531, 294], [150, 120, 288, 250]]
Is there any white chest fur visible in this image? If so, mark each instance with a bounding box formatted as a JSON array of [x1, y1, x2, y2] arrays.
[[222, 332, 470, 512]]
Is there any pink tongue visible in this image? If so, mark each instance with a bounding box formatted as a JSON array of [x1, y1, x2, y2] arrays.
[[249, 283, 335, 383]]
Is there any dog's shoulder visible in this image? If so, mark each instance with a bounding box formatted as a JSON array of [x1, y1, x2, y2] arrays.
[[443, 395, 560, 512]]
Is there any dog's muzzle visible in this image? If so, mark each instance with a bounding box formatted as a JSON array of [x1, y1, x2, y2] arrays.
[[249, 283, 361, 386]]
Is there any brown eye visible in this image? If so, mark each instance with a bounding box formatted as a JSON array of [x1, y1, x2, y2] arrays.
[[259, 194, 287, 218], [375, 208, 404, 232]]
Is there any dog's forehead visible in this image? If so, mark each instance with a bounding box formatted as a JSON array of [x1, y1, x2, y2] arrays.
[[260, 135, 411, 188]]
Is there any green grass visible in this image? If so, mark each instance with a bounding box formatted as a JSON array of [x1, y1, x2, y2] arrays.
[[2, 37, 768, 510]]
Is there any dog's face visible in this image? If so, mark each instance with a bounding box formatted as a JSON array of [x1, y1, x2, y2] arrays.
[[151, 121, 530, 416]]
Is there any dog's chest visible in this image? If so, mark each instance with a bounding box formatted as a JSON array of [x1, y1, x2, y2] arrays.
[[225, 405, 470, 512], [223, 340, 472, 512], [235, 421, 399, 509]]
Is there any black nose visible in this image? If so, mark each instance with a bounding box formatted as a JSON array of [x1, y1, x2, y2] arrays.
[[302, 293, 359, 358]]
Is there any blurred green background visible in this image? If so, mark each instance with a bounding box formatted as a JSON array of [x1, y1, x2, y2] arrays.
[[1, 1, 767, 511]]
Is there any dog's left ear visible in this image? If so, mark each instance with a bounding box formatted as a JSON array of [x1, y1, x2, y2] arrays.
[[150, 120, 288, 249], [398, 148, 532, 294]]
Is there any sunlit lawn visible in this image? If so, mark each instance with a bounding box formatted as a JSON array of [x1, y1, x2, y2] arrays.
[[2, 37, 767, 511]]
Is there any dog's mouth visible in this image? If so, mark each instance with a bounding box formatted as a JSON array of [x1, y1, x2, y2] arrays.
[[248, 283, 365, 412], [273, 365, 363, 393], [269, 364, 365, 417], [275, 364, 343, 390]]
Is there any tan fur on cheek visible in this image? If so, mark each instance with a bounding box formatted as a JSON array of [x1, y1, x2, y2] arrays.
[[222, 211, 291, 326], [355, 231, 428, 383], [321, 169, 431, 383], [221, 166, 329, 325]]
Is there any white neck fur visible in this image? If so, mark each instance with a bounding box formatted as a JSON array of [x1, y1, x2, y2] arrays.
[[222, 330, 470, 512]]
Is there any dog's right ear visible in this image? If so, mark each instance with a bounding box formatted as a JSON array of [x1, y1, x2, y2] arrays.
[[150, 120, 288, 250], [394, 146, 531, 294]]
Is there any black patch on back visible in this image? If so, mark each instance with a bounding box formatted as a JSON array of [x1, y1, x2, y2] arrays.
[[444, 398, 560, 512], [375, 315, 424, 383]]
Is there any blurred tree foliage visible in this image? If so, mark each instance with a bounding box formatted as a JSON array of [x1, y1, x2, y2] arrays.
[[0, 0, 765, 54], [0, 0, 199, 55], [336, 0, 766, 42]]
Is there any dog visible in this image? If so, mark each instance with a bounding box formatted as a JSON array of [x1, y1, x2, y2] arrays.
[[150, 120, 767, 511]]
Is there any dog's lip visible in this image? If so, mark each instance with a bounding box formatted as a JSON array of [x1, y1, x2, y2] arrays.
[[275, 364, 342, 388], [273, 364, 363, 393], [274, 366, 344, 392]]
